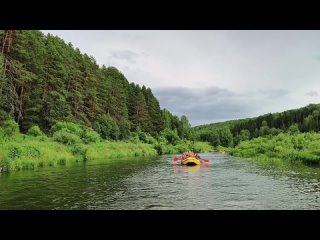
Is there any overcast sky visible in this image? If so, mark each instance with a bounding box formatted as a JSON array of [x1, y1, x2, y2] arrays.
[[42, 30, 320, 126]]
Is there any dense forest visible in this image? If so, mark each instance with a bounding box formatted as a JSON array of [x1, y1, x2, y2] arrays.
[[194, 103, 320, 147], [0, 30, 192, 140]]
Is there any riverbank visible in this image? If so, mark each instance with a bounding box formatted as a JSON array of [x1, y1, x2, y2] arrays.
[[229, 132, 320, 166], [0, 135, 158, 172], [0, 134, 212, 173]]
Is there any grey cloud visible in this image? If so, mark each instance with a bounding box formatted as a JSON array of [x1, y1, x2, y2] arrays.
[[257, 89, 289, 98], [153, 87, 259, 126], [153, 86, 292, 126], [110, 50, 139, 64], [306, 91, 319, 97]]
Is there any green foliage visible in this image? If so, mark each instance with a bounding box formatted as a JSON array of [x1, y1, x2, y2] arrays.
[[51, 122, 83, 136], [53, 129, 82, 145], [178, 115, 192, 139], [160, 128, 180, 145], [208, 130, 220, 146], [85, 141, 157, 161], [231, 132, 320, 166], [27, 125, 44, 137], [0, 30, 182, 139], [0, 120, 19, 138], [51, 121, 100, 144], [70, 144, 88, 161], [119, 119, 131, 140], [82, 128, 100, 144], [218, 127, 233, 147], [288, 124, 300, 135], [93, 114, 119, 140], [194, 103, 320, 146]]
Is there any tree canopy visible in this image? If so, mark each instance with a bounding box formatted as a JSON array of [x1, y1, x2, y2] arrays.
[[0, 30, 191, 140]]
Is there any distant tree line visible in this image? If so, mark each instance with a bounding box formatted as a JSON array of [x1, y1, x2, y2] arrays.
[[0, 30, 192, 141], [194, 103, 320, 147]]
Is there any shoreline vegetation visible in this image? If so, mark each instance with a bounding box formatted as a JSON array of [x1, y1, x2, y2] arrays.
[[0, 120, 212, 173], [194, 103, 320, 167], [229, 132, 320, 166]]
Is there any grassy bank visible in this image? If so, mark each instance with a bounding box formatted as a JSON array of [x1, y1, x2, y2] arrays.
[[0, 136, 212, 173], [0, 134, 158, 172], [229, 132, 320, 166], [0, 120, 212, 173]]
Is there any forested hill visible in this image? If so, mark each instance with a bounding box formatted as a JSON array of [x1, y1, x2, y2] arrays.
[[0, 30, 188, 138], [194, 103, 320, 147]]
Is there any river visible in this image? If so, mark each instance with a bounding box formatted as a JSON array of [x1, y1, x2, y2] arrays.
[[0, 153, 320, 209]]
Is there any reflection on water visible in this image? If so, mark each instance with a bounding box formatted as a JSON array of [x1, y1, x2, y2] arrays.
[[0, 153, 320, 209]]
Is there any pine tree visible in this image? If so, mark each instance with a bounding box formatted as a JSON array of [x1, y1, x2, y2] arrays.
[[133, 90, 148, 132], [102, 67, 128, 123], [142, 87, 164, 135], [41, 34, 72, 131], [0, 30, 180, 138]]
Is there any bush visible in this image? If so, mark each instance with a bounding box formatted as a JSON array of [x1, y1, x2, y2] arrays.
[[23, 146, 40, 158], [51, 121, 100, 144], [8, 146, 21, 159], [145, 134, 157, 144], [288, 124, 300, 135], [0, 120, 19, 138], [82, 128, 100, 144], [53, 129, 82, 145], [51, 122, 83, 137], [160, 128, 180, 145], [128, 134, 141, 144], [154, 142, 163, 155], [137, 132, 156, 144], [93, 114, 119, 140], [71, 144, 88, 161], [27, 125, 44, 137]]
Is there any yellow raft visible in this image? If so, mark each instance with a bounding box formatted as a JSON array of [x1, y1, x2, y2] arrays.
[[181, 157, 201, 166]]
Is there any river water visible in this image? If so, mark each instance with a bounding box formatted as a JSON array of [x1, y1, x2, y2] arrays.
[[0, 153, 320, 209]]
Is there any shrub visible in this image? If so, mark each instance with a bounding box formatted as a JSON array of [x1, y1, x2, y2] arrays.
[[128, 134, 141, 144], [53, 129, 82, 145], [154, 142, 163, 155], [288, 124, 300, 135], [23, 146, 41, 158], [160, 128, 180, 145], [8, 146, 21, 159], [27, 125, 44, 137], [51, 122, 83, 137], [93, 114, 119, 140], [82, 128, 100, 144], [0, 120, 19, 138]]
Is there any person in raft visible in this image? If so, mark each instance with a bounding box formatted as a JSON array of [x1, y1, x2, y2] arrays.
[[182, 151, 200, 160]]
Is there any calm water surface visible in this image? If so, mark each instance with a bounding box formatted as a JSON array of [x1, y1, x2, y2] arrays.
[[0, 153, 320, 209]]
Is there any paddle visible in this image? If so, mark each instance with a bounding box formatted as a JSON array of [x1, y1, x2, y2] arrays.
[[200, 159, 210, 163]]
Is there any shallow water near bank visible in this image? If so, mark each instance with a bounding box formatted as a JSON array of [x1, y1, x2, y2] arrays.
[[0, 153, 320, 209]]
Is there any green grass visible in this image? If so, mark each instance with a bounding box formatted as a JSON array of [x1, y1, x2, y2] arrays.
[[85, 141, 157, 160], [230, 132, 320, 166], [0, 131, 212, 173], [0, 135, 75, 171], [0, 134, 158, 172]]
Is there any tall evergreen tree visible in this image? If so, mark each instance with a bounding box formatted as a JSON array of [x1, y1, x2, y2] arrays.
[[142, 87, 164, 135], [41, 34, 72, 131], [0, 30, 182, 137]]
